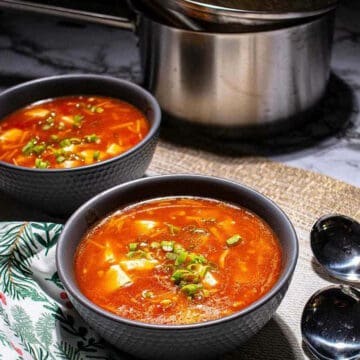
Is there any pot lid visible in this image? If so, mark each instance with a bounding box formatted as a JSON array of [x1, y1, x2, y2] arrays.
[[165, 0, 339, 24]]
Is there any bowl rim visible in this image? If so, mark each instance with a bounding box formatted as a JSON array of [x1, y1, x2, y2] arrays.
[[56, 174, 299, 330], [0, 74, 161, 173]]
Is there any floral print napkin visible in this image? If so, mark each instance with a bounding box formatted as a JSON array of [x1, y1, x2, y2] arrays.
[[0, 222, 126, 360]]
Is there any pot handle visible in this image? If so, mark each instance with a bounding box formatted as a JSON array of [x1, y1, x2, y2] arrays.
[[0, 0, 135, 30]]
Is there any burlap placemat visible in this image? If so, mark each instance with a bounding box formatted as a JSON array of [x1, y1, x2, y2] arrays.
[[147, 140, 360, 360]]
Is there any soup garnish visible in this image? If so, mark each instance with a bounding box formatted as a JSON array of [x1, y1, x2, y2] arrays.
[[0, 95, 149, 169], [74, 197, 282, 325]]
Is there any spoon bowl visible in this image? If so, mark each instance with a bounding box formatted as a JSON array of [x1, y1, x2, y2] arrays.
[[301, 285, 360, 360], [311, 215, 360, 283]]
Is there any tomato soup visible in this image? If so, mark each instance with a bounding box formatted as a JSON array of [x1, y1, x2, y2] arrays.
[[74, 197, 282, 325], [0, 95, 149, 169]]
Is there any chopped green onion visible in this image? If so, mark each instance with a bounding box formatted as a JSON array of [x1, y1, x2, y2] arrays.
[[22, 138, 37, 155], [171, 269, 190, 284], [166, 253, 177, 261], [32, 145, 45, 155], [188, 253, 207, 265], [60, 138, 71, 148], [129, 243, 138, 251], [50, 135, 59, 142], [187, 264, 209, 279], [226, 234, 242, 247], [58, 122, 65, 130], [181, 284, 203, 297], [171, 269, 199, 284], [35, 158, 49, 169], [150, 242, 160, 249], [45, 116, 54, 124], [22, 139, 45, 156], [161, 241, 174, 252], [199, 265, 210, 278], [73, 114, 84, 128], [88, 105, 104, 113], [93, 151, 100, 161], [53, 149, 65, 157], [84, 134, 99, 143], [175, 251, 188, 266], [73, 114, 84, 123], [56, 155, 66, 164]]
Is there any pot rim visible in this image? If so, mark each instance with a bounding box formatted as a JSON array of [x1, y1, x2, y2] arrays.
[[142, 8, 335, 36], [166, 0, 339, 22]]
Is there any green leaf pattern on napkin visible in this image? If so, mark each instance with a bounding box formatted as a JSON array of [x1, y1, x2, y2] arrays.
[[0, 222, 123, 360]]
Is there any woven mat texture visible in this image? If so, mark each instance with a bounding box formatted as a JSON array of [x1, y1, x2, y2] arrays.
[[146, 140, 360, 360]]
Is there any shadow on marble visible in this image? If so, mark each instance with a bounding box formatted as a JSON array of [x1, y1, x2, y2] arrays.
[[160, 74, 356, 157]]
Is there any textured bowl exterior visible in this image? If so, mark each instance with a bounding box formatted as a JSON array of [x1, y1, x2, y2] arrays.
[[69, 283, 288, 360], [0, 75, 161, 217], [0, 137, 158, 217], [57, 175, 298, 359]]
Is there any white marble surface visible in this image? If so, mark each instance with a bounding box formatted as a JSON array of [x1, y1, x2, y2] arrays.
[[0, 0, 358, 222], [271, 1, 360, 187]]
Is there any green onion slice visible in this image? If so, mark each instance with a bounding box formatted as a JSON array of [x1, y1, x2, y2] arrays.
[[161, 241, 174, 252], [22, 138, 37, 155], [129, 243, 138, 251], [181, 284, 203, 297], [166, 253, 177, 261], [84, 134, 99, 143], [60, 139, 71, 148], [93, 151, 100, 161], [56, 155, 66, 164], [35, 158, 49, 169], [73, 114, 84, 125], [175, 251, 188, 266], [226, 234, 242, 247]]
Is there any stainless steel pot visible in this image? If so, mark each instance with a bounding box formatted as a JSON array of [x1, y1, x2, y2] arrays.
[[140, 13, 335, 130], [0, 0, 337, 134]]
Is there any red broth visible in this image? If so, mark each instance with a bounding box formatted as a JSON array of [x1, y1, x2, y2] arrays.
[[0, 95, 149, 169], [74, 197, 282, 325]]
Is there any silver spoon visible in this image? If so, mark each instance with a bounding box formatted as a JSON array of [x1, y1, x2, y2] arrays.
[[311, 214, 360, 283], [301, 285, 360, 360], [301, 215, 360, 359]]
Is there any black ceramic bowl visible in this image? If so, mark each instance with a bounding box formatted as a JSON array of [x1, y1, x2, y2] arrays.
[[0, 74, 161, 217], [57, 174, 298, 360]]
